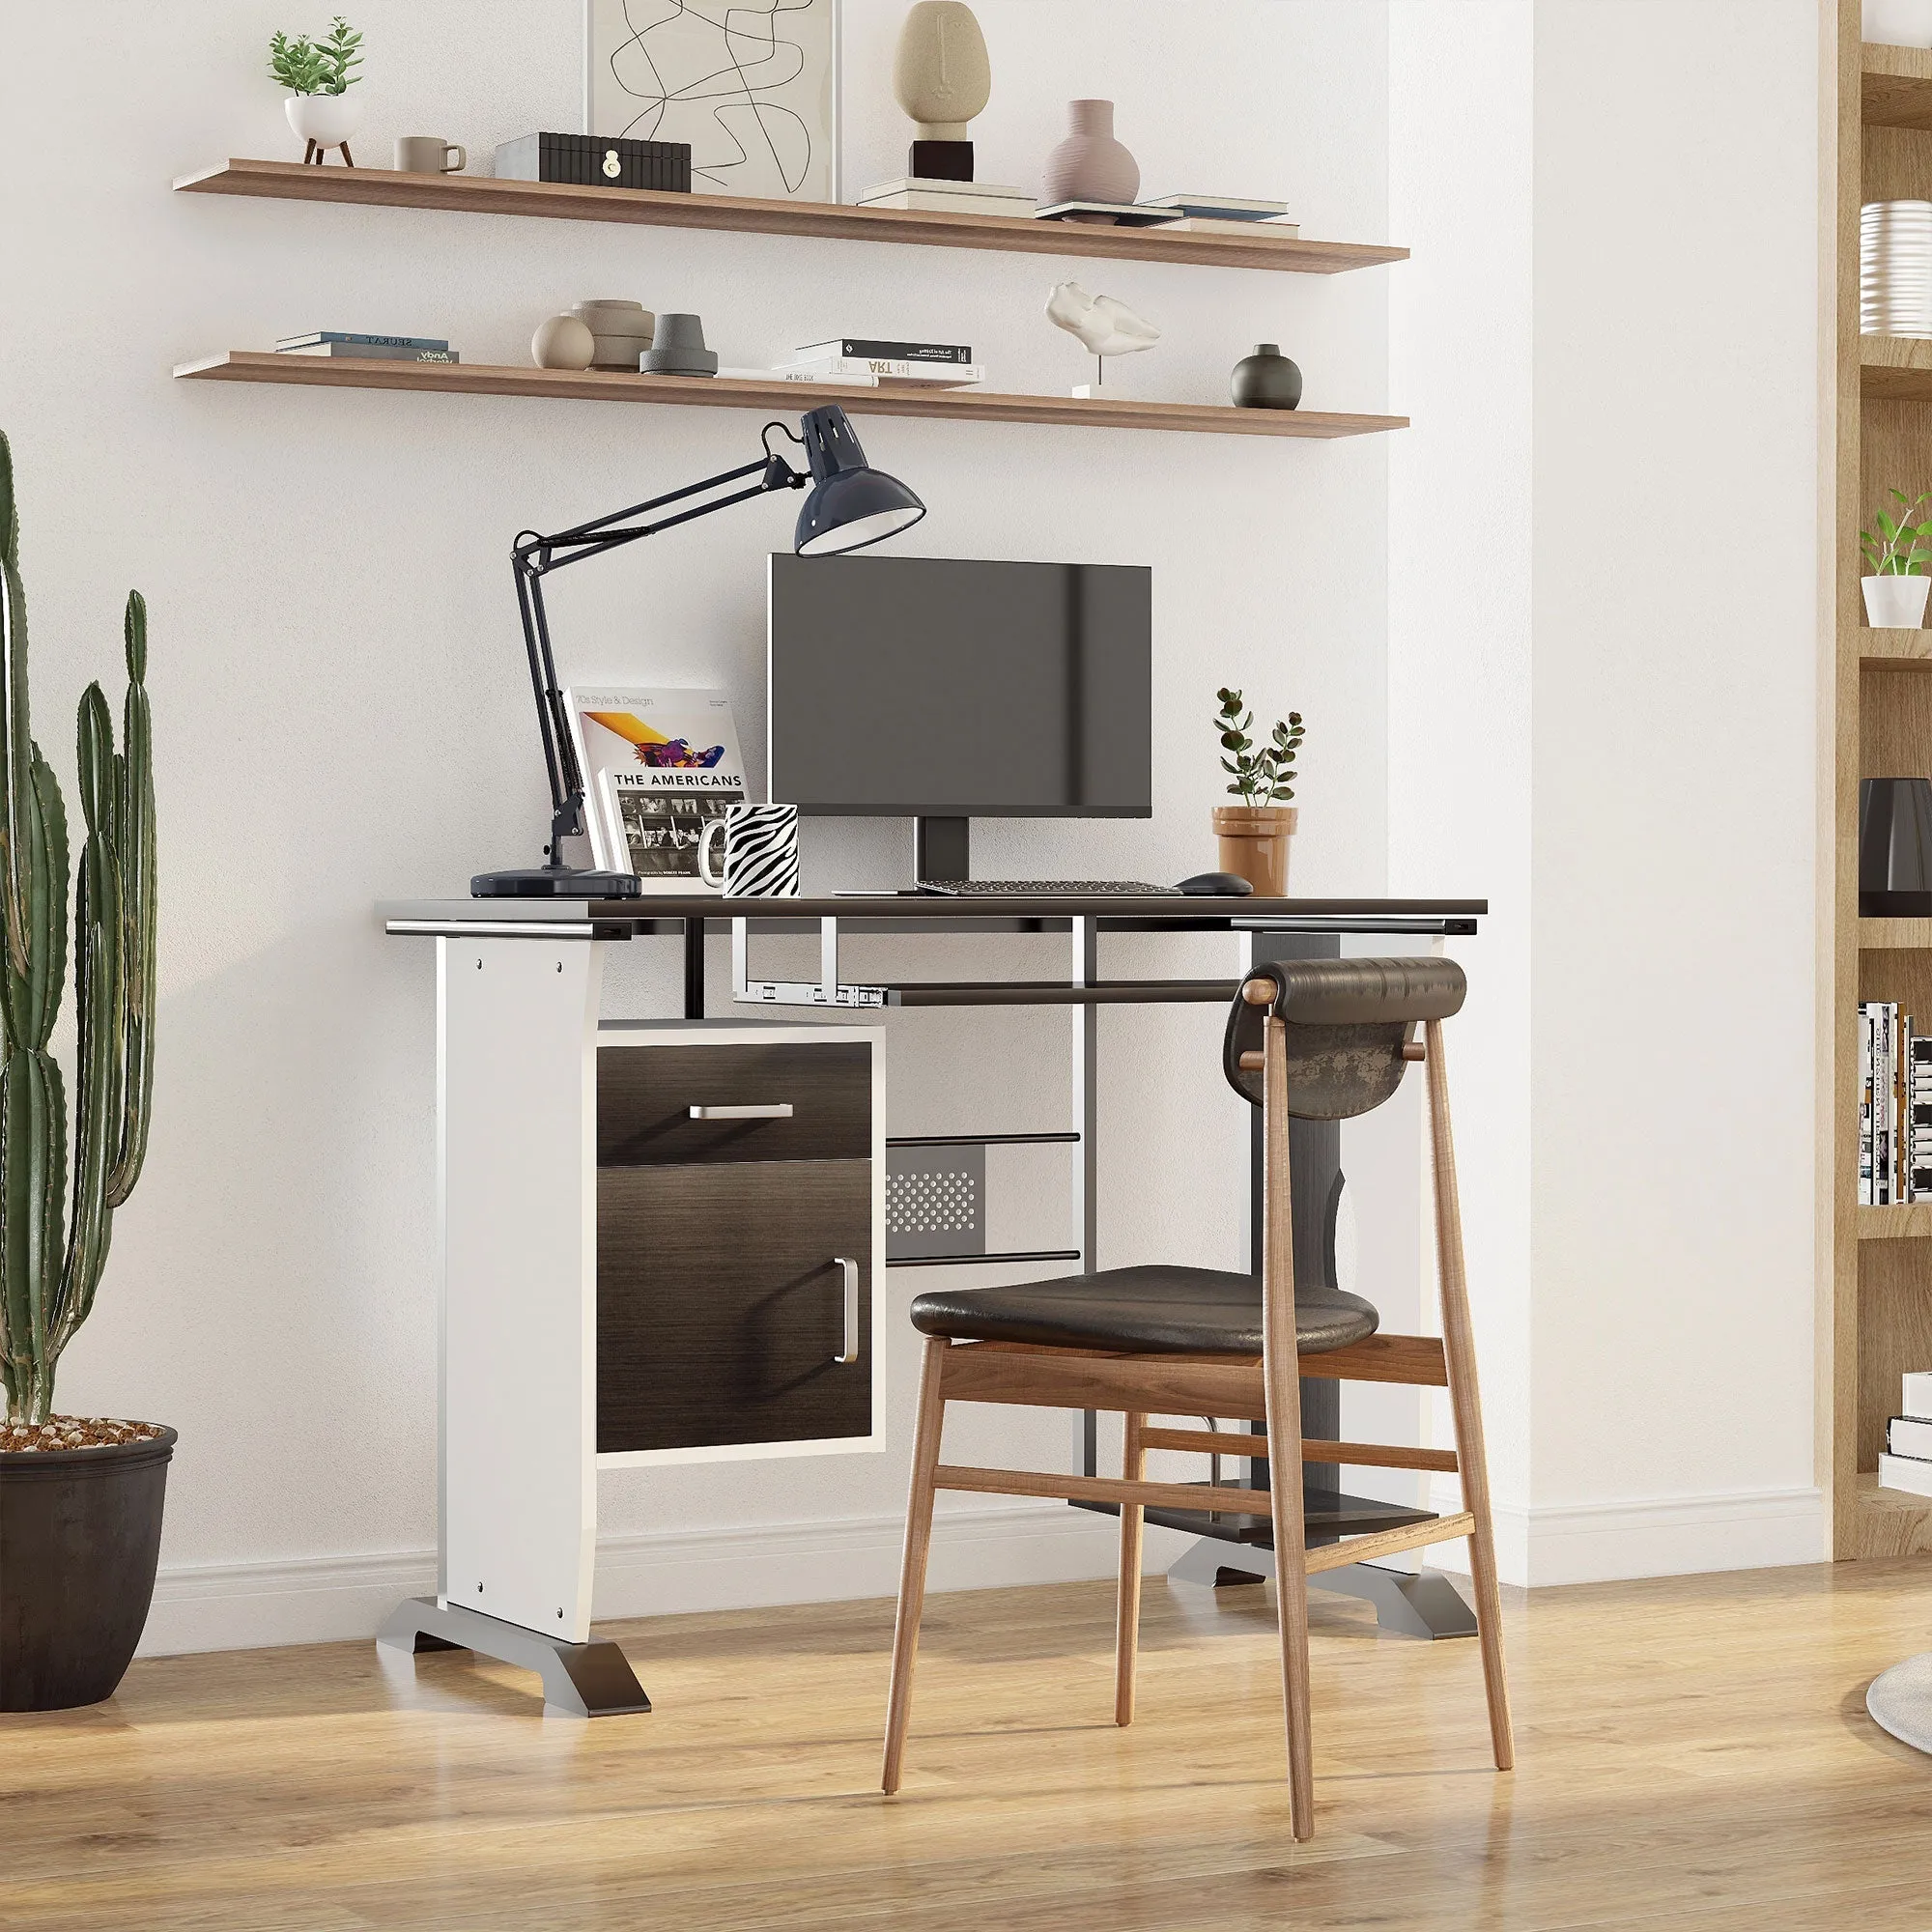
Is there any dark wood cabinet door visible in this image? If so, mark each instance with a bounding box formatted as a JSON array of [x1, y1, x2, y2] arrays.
[[597, 1158, 873, 1453]]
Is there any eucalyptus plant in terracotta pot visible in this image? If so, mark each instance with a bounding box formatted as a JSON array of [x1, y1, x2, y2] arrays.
[[0, 431, 165, 1712], [1212, 688, 1303, 896]]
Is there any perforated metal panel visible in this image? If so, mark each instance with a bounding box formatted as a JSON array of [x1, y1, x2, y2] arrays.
[[886, 1143, 986, 1261]]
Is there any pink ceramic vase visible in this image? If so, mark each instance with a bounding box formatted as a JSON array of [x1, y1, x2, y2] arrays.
[[1041, 99, 1139, 223]]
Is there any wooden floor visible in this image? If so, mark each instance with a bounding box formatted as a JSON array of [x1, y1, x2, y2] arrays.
[[10, 1560, 1932, 1929]]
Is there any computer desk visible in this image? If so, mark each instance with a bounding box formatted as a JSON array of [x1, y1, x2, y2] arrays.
[[376, 891, 1487, 1714]]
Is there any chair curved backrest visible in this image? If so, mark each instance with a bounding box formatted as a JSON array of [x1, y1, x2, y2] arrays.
[[1222, 956, 1467, 1121]]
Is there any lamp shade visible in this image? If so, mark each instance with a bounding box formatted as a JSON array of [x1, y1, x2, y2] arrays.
[[793, 405, 925, 555], [1861, 777, 1932, 915]]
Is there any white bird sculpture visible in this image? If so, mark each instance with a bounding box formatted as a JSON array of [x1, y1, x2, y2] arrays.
[[1045, 281, 1160, 393]]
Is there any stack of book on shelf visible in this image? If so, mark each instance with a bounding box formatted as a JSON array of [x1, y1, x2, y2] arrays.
[[857, 177, 1035, 218], [1880, 1372, 1932, 1496], [275, 331, 458, 363], [1860, 1000, 1932, 1204], [767, 338, 982, 388], [1139, 193, 1300, 237]]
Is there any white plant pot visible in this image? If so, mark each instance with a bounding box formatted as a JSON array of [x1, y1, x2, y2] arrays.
[[1864, 575, 1932, 627], [1865, 0, 1932, 45], [286, 92, 364, 151]]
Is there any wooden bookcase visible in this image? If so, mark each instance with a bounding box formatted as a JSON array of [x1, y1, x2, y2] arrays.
[[1833, 10, 1932, 1556]]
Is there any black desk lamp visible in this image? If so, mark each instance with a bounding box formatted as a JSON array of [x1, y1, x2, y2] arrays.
[[473, 405, 925, 897]]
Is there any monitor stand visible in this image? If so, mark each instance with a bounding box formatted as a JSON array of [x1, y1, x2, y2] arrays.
[[915, 816, 970, 884]]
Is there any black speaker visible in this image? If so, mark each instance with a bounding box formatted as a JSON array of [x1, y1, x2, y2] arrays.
[[1861, 778, 1932, 915]]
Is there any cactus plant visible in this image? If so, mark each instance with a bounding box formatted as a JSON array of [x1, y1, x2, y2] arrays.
[[0, 432, 156, 1428]]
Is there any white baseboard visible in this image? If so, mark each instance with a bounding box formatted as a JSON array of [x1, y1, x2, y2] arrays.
[[137, 1501, 1164, 1660], [138, 1484, 1830, 1659], [1428, 1480, 1828, 1587]]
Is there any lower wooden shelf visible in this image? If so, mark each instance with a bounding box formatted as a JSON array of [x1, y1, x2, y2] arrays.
[[172, 352, 1407, 440], [1856, 1472, 1932, 1558]]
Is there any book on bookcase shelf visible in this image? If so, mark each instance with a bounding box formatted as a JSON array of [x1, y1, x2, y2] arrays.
[[1859, 1001, 1932, 1204], [1877, 1372, 1932, 1495]]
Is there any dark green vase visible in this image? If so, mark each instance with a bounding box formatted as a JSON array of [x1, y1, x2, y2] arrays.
[[1231, 343, 1302, 410]]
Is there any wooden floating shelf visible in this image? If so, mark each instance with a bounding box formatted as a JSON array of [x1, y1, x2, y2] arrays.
[[1863, 42, 1932, 131], [1859, 919, 1932, 950], [1861, 333, 1932, 400], [1859, 625, 1932, 664], [1859, 1203, 1932, 1238], [173, 159, 1407, 277], [173, 353, 1407, 440]]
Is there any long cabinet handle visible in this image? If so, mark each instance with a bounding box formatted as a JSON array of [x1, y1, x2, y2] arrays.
[[687, 1102, 794, 1121], [834, 1257, 861, 1365]]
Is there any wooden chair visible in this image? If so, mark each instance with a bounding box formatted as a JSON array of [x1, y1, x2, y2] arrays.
[[879, 955, 1512, 1839]]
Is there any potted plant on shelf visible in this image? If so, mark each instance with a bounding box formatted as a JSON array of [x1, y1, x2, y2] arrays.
[[1212, 688, 1304, 896], [0, 432, 164, 1713], [1862, 488, 1932, 628], [270, 14, 364, 165]]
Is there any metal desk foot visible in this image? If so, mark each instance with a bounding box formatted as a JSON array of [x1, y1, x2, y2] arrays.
[[377, 1597, 653, 1717], [1166, 1540, 1478, 1640]]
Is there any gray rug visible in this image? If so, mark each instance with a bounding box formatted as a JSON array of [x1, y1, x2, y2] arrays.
[[1868, 1652, 1932, 1753]]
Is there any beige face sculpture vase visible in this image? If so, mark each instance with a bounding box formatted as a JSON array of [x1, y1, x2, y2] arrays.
[[894, 1, 992, 139]]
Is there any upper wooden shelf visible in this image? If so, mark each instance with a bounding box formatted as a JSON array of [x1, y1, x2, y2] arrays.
[[1864, 43, 1932, 130], [1861, 333, 1932, 399], [1859, 1203, 1932, 1237], [174, 159, 1406, 276], [1861, 918, 1932, 950], [174, 352, 1406, 440], [1859, 625, 1932, 663]]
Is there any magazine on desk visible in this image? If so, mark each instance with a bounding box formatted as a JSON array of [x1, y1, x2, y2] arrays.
[[564, 688, 747, 893]]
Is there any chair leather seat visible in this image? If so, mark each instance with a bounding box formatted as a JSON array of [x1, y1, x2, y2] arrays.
[[908, 1264, 1379, 1357]]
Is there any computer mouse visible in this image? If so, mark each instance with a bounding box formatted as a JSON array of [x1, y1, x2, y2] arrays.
[[1176, 871, 1254, 896]]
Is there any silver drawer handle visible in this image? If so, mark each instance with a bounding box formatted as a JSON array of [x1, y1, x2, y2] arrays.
[[688, 1103, 794, 1121], [834, 1257, 860, 1365]]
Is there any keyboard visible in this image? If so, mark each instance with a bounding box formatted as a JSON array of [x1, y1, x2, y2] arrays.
[[917, 879, 1182, 897]]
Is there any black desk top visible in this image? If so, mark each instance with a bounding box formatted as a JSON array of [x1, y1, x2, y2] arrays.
[[380, 895, 1486, 937]]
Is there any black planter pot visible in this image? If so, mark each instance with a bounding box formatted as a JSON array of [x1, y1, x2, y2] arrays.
[[0, 1426, 176, 1711]]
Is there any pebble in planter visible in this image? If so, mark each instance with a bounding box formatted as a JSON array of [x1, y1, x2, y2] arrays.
[[1862, 487, 1932, 628]]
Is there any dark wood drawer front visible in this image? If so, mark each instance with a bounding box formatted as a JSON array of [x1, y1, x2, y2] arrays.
[[598, 1158, 872, 1453], [598, 1042, 870, 1167]]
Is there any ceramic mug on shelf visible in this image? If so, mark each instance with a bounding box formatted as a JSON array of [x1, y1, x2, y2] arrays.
[[395, 136, 467, 174], [698, 803, 801, 896]]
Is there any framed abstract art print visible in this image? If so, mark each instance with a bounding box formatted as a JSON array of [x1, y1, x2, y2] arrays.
[[585, 1, 840, 203]]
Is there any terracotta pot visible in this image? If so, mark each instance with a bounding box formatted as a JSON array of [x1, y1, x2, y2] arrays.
[[1213, 804, 1297, 896], [1, 1426, 176, 1710], [1041, 100, 1139, 222]]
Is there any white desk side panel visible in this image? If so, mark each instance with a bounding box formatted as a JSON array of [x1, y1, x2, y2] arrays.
[[438, 935, 602, 1641]]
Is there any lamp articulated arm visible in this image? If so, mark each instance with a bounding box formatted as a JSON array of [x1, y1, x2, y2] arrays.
[[472, 403, 924, 899], [509, 431, 808, 873]]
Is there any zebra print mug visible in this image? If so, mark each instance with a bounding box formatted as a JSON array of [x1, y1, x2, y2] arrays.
[[697, 803, 801, 896]]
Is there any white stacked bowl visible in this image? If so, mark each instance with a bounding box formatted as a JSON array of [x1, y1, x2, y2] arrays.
[[1864, 201, 1932, 336]]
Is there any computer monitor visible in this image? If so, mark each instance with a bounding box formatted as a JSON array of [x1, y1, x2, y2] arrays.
[[767, 553, 1151, 874]]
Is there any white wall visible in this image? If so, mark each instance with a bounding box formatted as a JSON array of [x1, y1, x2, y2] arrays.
[[0, 1, 1400, 1650], [1391, 0, 1824, 1584]]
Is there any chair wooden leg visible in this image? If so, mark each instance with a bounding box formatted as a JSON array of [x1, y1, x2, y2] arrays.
[[1425, 1018, 1516, 1772], [1115, 1410, 1146, 1726], [882, 1336, 951, 1795], [1261, 1013, 1317, 1840]]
